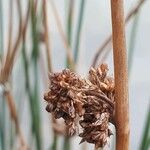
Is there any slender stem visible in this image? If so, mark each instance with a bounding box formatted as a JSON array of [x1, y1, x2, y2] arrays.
[[110, 0, 129, 150], [30, 0, 42, 149], [74, 0, 85, 63], [66, 0, 74, 68], [5, 0, 13, 65], [0, 0, 4, 60], [7, 0, 13, 49], [43, 0, 52, 72], [0, 0, 29, 84], [63, 136, 70, 150], [63, 1, 75, 148], [82, 143, 87, 150], [128, 13, 140, 75], [42, 1, 59, 149], [3, 90, 28, 149], [66, 0, 74, 46], [0, 96, 6, 150], [51, 134, 58, 150], [140, 103, 150, 150]]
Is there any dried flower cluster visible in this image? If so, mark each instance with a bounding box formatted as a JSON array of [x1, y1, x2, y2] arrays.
[[44, 64, 115, 148]]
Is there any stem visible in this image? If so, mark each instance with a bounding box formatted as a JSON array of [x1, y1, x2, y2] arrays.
[[0, 96, 6, 150], [140, 103, 150, 150], [42, 1, 58, 149], [30, 0, 42, 149], [63, 136, 70, 150], [110, 0, 129, 150], [0, 0, 4, 60], [74, 0, 85, 63], [66, 0, 74, 46], [66, 0, 74, 68], [128, 13, 140, 75], [51, 134, 58, 150], [4, 90, 27, 149], [7, 0, 13, 53], [43, 0, 52, 72]]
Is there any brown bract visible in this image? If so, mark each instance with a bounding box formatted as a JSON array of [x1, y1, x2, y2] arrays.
[[44, 64, 115, 148]]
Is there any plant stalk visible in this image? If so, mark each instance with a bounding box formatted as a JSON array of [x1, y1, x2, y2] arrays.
[[140, 103, 150, 150], [128, 13, 140, 75], [74, 0, 85, 63], [110, 0, 130, 150]]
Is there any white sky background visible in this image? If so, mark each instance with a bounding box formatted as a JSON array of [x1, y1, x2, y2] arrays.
[[1, 0, 150, 150]]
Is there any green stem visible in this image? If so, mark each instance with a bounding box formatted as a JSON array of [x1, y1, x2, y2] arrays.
[[128, 13, 140, 76], [22, 24, 42, 150], [63, 1, 76, 148], [66, 1, 74, 68], [63, 137, 70, 150], [140, 103, 150, 150], [22, 40, 42, 150], [0, 99, 3, 150], [0, 97, 6, 150], [66, 0, 74, 46], [10, 119, 15, 149], [74, 0, 86, 63], [30, 0, 42, 149], [51, 134, 58, 150], [0, 0, 4, 59]]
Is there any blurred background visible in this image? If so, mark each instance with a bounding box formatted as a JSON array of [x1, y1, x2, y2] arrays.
[[0, 0, 150, 150]]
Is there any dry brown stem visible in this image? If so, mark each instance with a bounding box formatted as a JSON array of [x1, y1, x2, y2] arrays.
[[43, 0, 52, 72], [0, 1, 30, 84], [7, 0, 13, 56], [0, 1, 30, 149], [3, 87, 28, 150], [92, 0, 147, 67], [111, 0, 129, 150]]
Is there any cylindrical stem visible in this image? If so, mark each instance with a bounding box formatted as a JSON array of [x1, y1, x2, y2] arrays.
[[110, 0, 130, 150]]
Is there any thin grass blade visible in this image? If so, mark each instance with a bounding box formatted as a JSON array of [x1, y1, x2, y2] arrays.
[[66, 0, 74, 68], [0, 0, 4, 59], [140, 103, 150, 150], [74, 0, 86, 63], [128, 13, 140, 76]]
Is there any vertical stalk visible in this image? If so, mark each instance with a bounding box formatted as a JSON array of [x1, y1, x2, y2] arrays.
[[66, 0, 74, 68], [66, 0, 74, 46], [74, 0, 85, 63], [0, 96, 6, 150], [0, 0, 4, 59], [128, 13, 140, 75], [4, 90, 27, 149], [30, 0, 42, 149], [42, 1, 58, 149], [140, 103, 150, 150], [43, 0, 52, 72], [110, 0, 130, 150]]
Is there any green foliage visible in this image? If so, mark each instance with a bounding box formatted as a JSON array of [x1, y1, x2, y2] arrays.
[[22, 1, 42, 148], [74, 0, 86, 63], [51, 135, 58, 150], [128, 13, 140, 75], [0, 0, 3, 58], [140, 104, 150, 150]]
